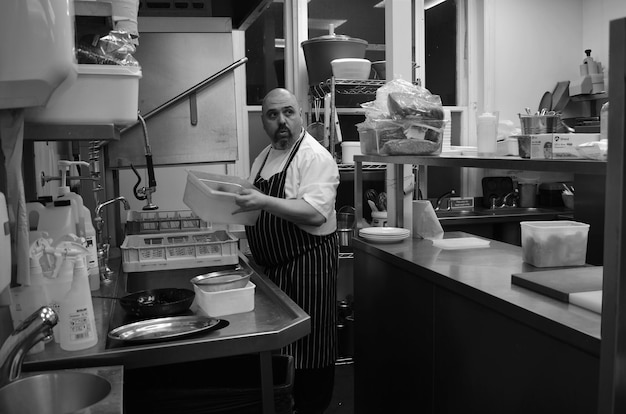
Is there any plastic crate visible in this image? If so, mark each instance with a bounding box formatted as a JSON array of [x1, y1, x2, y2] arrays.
[[125, 210, 208, 234], [121, 230, 239, 272]]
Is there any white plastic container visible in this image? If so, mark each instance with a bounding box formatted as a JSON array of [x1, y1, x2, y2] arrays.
[[183, 170, 261, 226], [83, 206, 99, 291], [0, 0, 77, 109], [194, 281, 255, 317], [59, 253, 98, 351], [520, 221, 590, 267], [25, 64, 142, 125], [477, 112, 498, 156], [38, 200, 75, 244], [341, 142, 362, 164]]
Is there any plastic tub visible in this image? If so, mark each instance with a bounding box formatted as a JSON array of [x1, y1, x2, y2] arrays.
[[194, 281, 255, 317], [183, 170, 261, 226], [359, 119, 445, 156], [520, 220, 590, 267], [25, 64, 142, 125]]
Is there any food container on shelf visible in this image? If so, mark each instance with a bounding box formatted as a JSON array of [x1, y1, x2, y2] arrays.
[[520, 221, 589, 267], [183, 170, 261, 226], [341, 141, 362, 164], [358, 119, 446, 156], [301, 34, 368, 85], [194, 281, 256, 317], [25, 64, 142, 125], [331, 58, 372, 80]]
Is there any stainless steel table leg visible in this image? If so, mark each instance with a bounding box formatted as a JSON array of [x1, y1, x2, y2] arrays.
[[259, 351, 275, 414]]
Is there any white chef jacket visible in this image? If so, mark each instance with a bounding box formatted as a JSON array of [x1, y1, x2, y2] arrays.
[[248, 130, 339, 236]]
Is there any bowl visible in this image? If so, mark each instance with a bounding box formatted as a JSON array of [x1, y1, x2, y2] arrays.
[[191, 269, 252, 292], [119, 288, 195, 317], [331, 58, 371, 80], [562, 192, 574, 209]]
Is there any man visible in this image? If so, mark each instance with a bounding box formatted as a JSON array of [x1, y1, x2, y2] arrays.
[[234, 88, 340, 413]]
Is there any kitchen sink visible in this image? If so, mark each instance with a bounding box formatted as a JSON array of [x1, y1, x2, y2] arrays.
[[0, 371, 112, 414], [436, 207, 563, 220]]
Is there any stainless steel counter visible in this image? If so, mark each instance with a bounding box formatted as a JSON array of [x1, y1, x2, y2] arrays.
[[23, 250, 310, 414]]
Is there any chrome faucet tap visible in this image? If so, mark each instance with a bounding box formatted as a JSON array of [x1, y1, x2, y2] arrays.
[[435, 189, 456, 211], [500, 190, 519, 208], [94, 196, 131, 283], [0, 307, 58, 388]]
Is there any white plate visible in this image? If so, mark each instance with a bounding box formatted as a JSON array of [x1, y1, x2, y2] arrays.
[[359, 233, 410, 244], [431, 237, 490, 250], [359, 227, 410, 237]]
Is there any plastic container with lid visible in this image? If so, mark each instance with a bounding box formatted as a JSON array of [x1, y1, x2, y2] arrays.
[[301, 26, 367, 85], [520, 221, 589, 267]]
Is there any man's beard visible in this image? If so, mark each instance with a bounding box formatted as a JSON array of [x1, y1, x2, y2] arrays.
[[272, 127, 293, 150]]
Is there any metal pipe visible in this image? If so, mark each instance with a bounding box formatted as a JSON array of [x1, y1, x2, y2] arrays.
[[119, 57, 249, 134]]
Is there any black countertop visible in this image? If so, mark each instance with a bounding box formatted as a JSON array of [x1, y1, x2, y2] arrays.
[[353, 231, 601, 356]]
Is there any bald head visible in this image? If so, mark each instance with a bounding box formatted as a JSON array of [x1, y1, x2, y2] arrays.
[[261, 88, 303, 150]]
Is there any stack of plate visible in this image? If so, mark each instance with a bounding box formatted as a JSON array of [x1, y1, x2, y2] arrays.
[[358, 227, 410, 243]]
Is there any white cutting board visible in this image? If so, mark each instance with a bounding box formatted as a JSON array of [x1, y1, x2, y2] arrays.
[[569, 290, 602, 314]]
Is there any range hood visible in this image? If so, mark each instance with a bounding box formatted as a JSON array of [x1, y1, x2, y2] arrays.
[[138, 0, 273, 30]]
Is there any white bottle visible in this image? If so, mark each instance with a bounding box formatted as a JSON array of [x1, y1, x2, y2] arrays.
[[600, 102, 609, 141], [477, 112, 498, 156], [38, 200, 75, 243], [59, 250, 98, 351], [82, 205, 100, 290], [56, 160, 89, 238], [45, 245, 75, 343]]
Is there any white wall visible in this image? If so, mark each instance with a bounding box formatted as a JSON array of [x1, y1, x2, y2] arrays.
[[490, 0, 626, 126]]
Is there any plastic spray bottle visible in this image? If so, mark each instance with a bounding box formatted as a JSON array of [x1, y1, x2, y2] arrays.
[[58, 243, 99, 351], [56, 160, 89, 238]]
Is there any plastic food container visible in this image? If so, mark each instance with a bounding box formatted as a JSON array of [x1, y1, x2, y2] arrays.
[[183, 170, 261, 226], [520, 221, 590, 267], [194, 281, 256, 317], [25, 64, 142, 125], [331, 58, 371, 80], [359, 119, 445, 156]]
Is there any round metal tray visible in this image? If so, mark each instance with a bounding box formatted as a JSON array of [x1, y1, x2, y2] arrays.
[[108, 315, 227, 343]]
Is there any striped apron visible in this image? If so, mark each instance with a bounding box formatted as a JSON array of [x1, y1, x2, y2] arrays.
[[245, 138, 338, 369]]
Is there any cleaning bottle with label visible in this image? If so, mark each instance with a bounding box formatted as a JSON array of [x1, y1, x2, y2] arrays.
[[59, 244, 98, 351], [37, 199, 75, 244], [82, 205, 99, 290], [56, 160, 89, 238], [44, 241, 75, 343]]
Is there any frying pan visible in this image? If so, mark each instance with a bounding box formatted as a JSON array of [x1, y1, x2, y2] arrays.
[[118, 288, 195, 318]]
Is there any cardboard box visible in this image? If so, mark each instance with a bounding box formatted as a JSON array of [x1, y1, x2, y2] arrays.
[[530, 134, 554, 159], [552, 133, 601, 159]]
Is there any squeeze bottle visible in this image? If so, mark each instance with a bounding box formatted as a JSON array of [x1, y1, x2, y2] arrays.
[[59, 246, 98, 351], [477, 112, 498, 156]]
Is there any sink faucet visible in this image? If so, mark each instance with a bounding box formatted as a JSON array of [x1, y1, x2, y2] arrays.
[[435, 189, 456, 211], [0, 307, 58, 388], [500, 190, 519, 208], [94, 196, 131, 283]]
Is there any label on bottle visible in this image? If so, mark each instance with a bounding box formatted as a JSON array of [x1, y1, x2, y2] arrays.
[[67, 307, 94, 342]]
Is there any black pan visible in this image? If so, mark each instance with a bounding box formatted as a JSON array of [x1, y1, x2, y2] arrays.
[[119, 288, 195, 318]]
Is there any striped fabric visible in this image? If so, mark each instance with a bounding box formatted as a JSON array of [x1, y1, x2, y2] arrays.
[[245, 137, 338, 369]]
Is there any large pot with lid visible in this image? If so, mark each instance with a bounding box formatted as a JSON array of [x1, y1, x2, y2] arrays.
[[301, 32, 368, 85]]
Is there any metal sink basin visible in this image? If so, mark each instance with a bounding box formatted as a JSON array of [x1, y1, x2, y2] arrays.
[[0, 371, 112, 414]]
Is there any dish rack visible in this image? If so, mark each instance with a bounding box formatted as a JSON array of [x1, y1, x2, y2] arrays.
[[121, 230, 238, 272], [125, 210, 208, 234]]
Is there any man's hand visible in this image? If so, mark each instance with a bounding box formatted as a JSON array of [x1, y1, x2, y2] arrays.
[[233, 188, 266, 214]]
